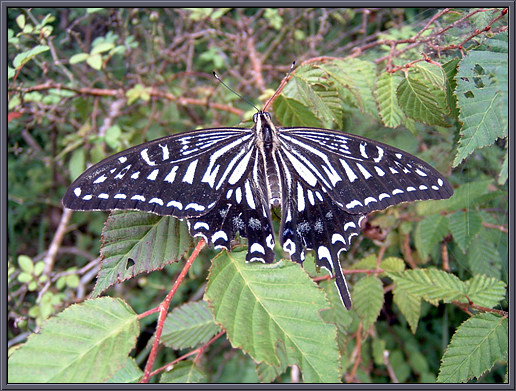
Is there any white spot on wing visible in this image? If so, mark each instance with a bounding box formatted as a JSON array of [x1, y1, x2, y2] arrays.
[[147, 169, 159, 181], [379, 193, 390, 200], [346, 200, 363, 209], [235, 187, 242, 204], [359, 142, 368, 158], [415, 168, 428, 177], [364, 196, 377, 205], [185, 203, 205, 211], [131, 172, 140, 179], [250, 243, 265, 254], [193, 221, 209, 231], [297, 182, 305, 212], [149, 198, 164, 205], [82, 195, 92, 200], [131, 195, 145, 202], [159, 144, 169, 160], [114, 194, 127, 199], [392, 189, 404, 195], [141, 148, 156, 166], [332, 233, 346, 245], [118, 156, 127, 163], [438, 178, 444, 186], [373, 146, 384, 163], [340, 159, 358, 182], [355, 163, 372, 179], [167, 200, 182, 209], [182, 160, 199, 184], [244, 180, 256, 209], [407, 187, 416, 192], [74, 188, 81, 197], [212, 231, 228, 243], [98, 193, 109, 199], [374, 166, 385, 176], [164, 166, 179, 183], [93, 175, 107, 184]]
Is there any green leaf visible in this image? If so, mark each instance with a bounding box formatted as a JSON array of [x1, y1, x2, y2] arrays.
[[91, 41, 116, 55], [326, 58, 379, 117], [465, 232, 502, 279], [12, 45, 49, 69], [414, 214, 448, 261], [353, 275, 384, 329], [388, 269, 465, 305], [392, 283, 421, 333], [68, 148, 85, 181], [379, 257, 405, 274], [161, 301, 221, 350], [498, 148, 508, 185], [160, 361, 206, 383], [465, 275, 506, 309], [69, 53, 89, 64], [86, 53, 102, 70], [273, 95, 322, 127], [8, 297, 139, 383], [205, 252, 340, 383], [448, 210, 483, 253], [414, 62, 447, 90], [92, 211, 193, 296], [375, 72, 405, 128], [397, 74, 448, 126], [437, 313, 508, 383], [106, 358, 143, 383], [17, 254, 34, 274], [453, 33, 508, 166], [443, 57, 461, 119], [255, 341, 288, 383]]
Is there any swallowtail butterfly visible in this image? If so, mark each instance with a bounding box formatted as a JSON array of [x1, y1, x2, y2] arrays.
[[63, 78, 453, 310]]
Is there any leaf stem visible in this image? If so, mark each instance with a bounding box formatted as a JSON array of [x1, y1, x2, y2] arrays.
[[140, 239, 206, 383]]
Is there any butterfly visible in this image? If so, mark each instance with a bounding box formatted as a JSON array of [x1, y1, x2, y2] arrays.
[[63, 69, 453, 309]]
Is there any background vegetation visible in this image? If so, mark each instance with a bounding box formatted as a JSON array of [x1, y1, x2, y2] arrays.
[[7, 7, 508, 384]]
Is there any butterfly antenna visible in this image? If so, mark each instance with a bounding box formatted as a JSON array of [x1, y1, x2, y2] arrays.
[[213, 71, 260, 112], [263, 61, 296, 112]]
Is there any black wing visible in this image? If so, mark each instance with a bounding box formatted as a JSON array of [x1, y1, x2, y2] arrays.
[[63, 128, 255, 219]]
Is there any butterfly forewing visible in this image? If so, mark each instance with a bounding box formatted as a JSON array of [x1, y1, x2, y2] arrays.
[[63, 128, 254, 218], [278, 128, 453, 215]]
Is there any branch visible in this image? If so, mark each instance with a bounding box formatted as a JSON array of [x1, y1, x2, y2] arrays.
[[140, 239, 206, 383]]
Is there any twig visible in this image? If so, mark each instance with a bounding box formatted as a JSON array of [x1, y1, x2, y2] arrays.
[[482, 221, 508, 233], [149, 330, 226, 378], [140, 239, 206, 383], [346, 323, 363, 383], [383, 350, 399, 383], [42, 207, 73, 276]]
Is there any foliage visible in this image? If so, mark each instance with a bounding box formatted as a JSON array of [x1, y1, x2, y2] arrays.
[[7, 7, 508, 384]]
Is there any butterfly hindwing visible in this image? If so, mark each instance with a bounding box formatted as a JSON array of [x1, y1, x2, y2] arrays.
[[188, 149, 276, 263]]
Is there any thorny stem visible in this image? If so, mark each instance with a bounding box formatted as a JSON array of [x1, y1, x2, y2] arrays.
[[140, 239, 206, 383]]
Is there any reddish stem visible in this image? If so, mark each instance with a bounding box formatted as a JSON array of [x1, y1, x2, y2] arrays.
[[140, 239, 206, 383]]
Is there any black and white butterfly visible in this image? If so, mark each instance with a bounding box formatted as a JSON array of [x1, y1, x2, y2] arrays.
[[63, 102, 453, 310]]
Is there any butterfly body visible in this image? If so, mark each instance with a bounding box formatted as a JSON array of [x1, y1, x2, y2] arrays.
[[64, 111, 453, 309]]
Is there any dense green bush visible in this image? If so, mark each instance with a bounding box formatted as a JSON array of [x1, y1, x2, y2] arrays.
[[8, 7, 508, 384]]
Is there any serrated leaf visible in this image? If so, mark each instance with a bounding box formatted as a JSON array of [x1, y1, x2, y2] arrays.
[[93, 210, 193, 296], [327, 58, 379, 117], [465, 233, 502, 279], [414, 62, 447, 90], [388, 269, 465, 304], [443, 57, 461, 120], [353, 275, 384, 329], [281, 70, 336, 126], [8, 297, 139, 383], [437, 313, 508, 383], [448, 210, 482, 253], [255, 341, 288, 383], [414, 214, 448, 261], [417, 180, 491, 215], [106, 358, 143, 383], [160, 361, 206, 383], [273, 95, 322, 128], [205, 252, 340, 383], [379, 257, 405, 273], [161, 301, 221, 350], [453, 33, 508, 166], [375, 72, 405, 128], [392, 283, 421, 333], [465, 275, 506, 309], [350, 253, 377, 270], [397, 75, 448, 126]]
